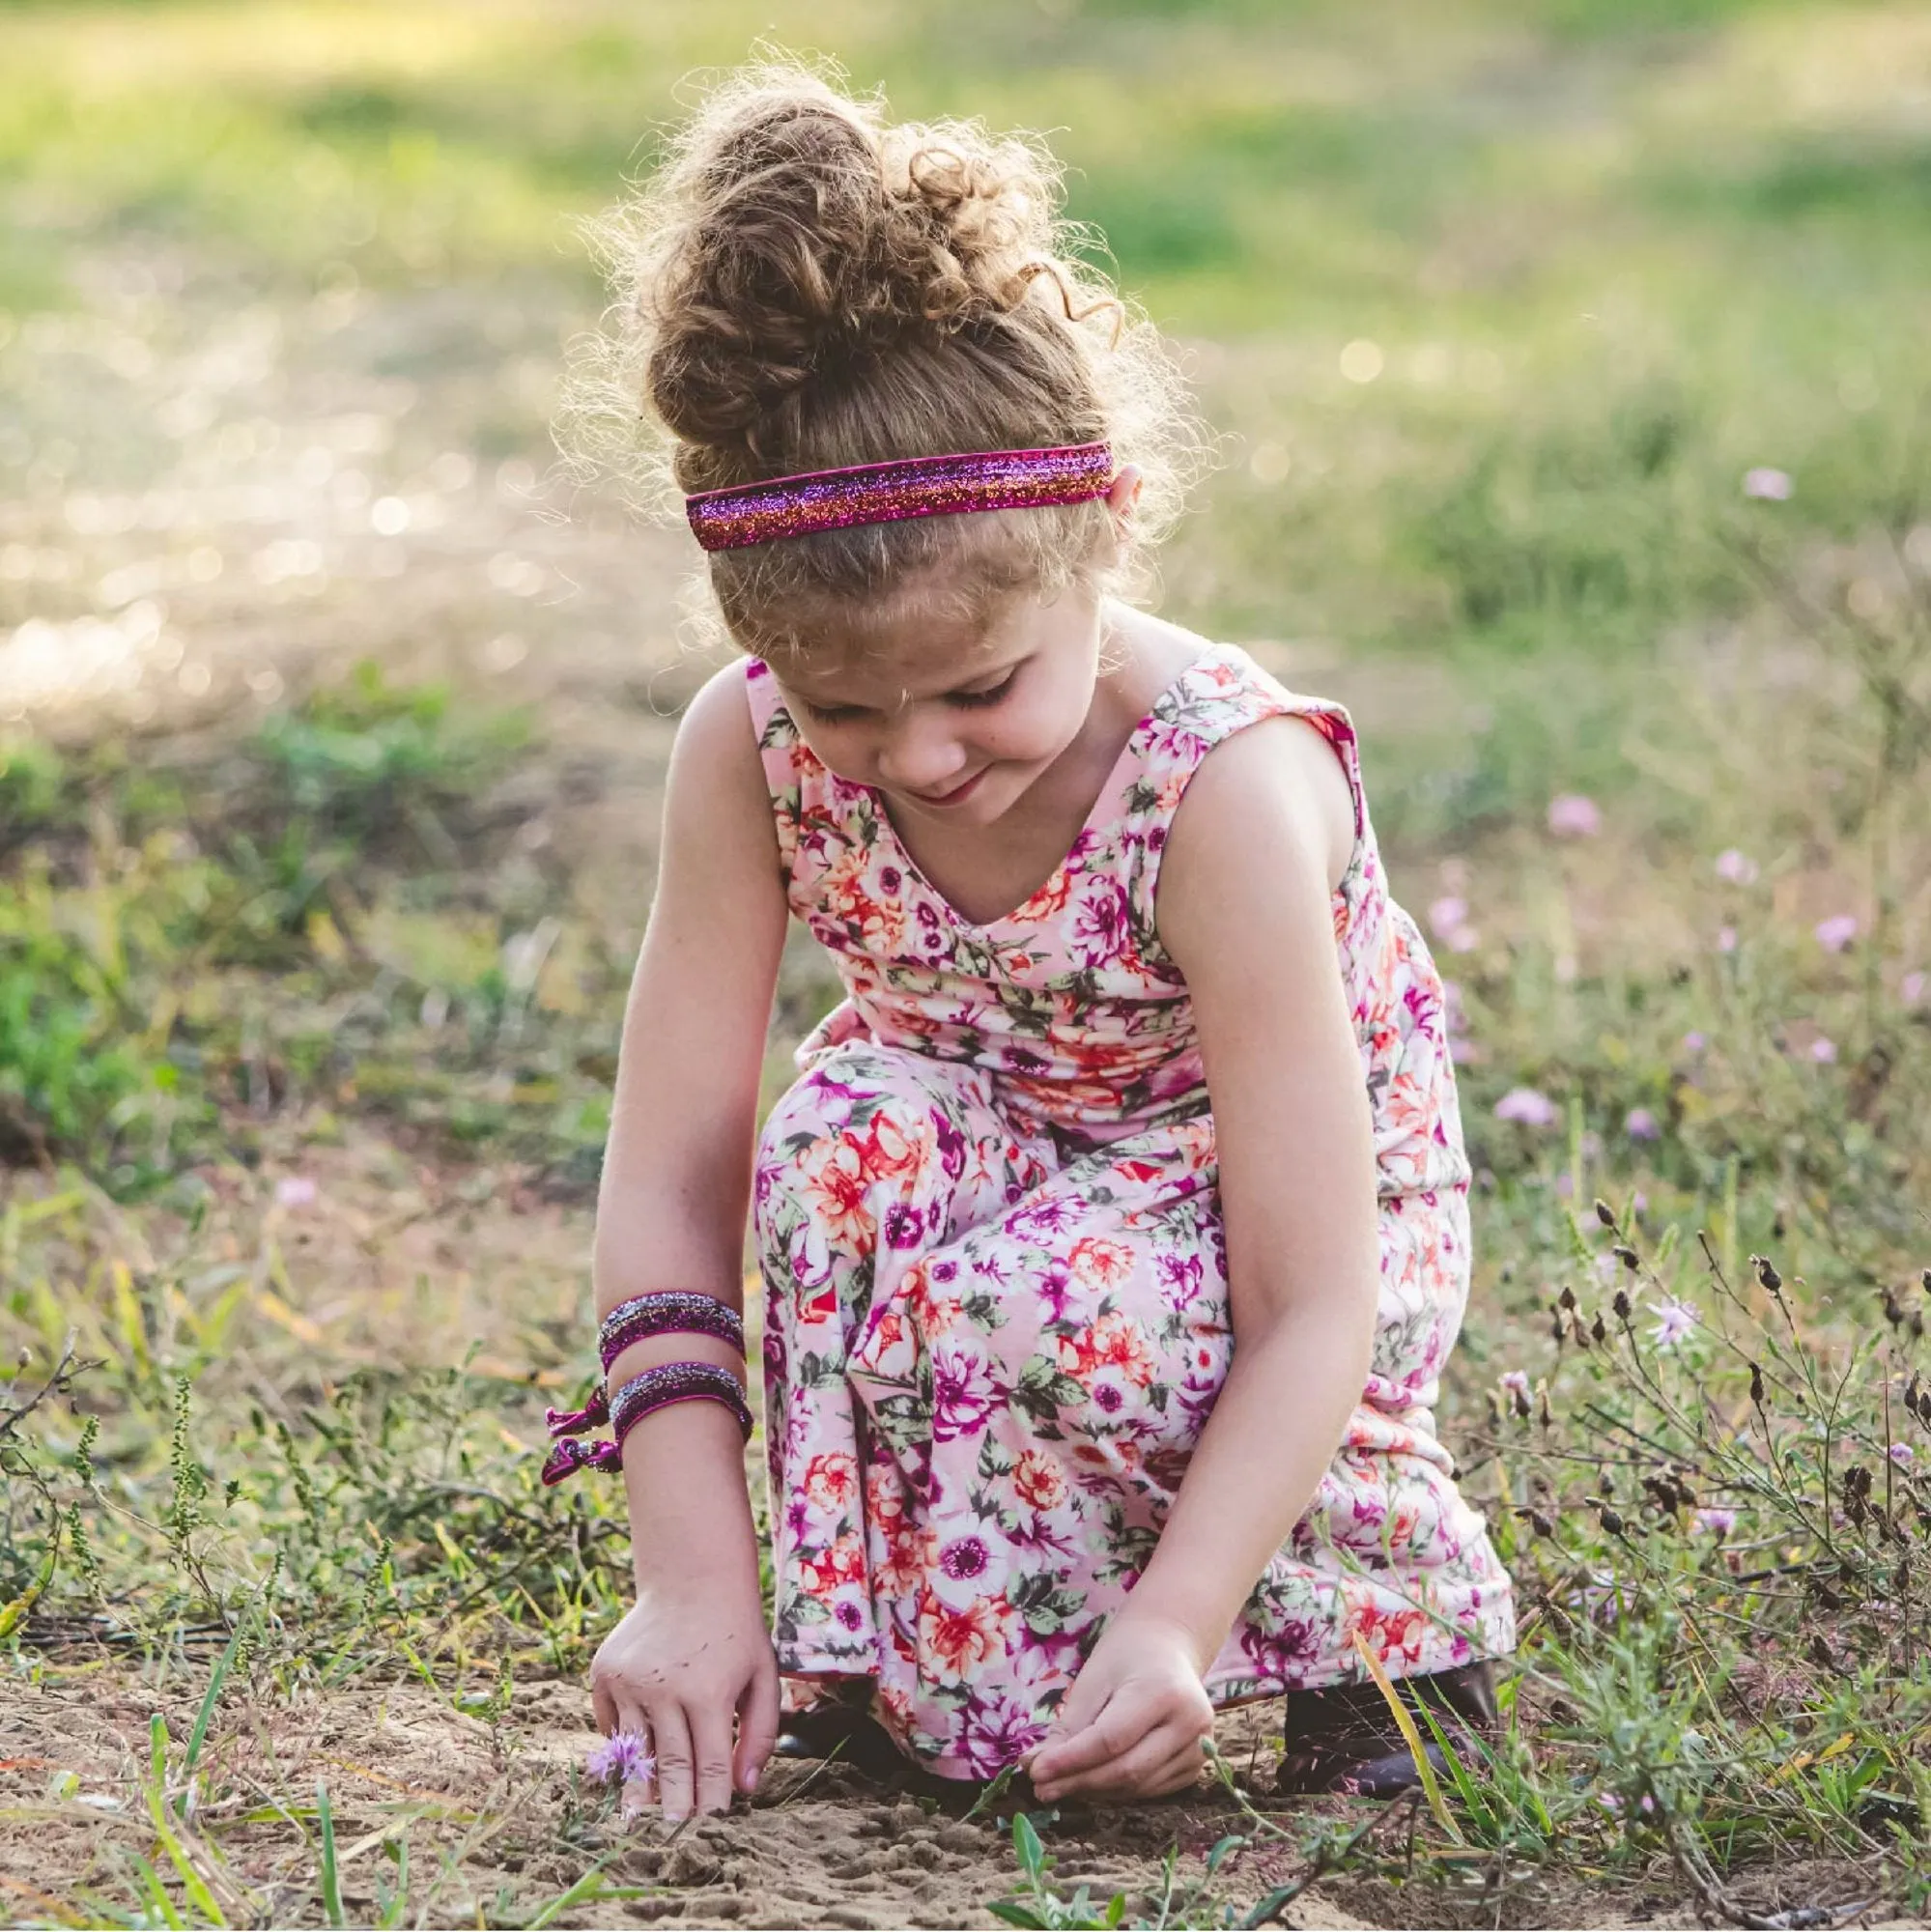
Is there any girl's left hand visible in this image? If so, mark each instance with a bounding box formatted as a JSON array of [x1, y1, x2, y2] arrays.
[[1021, 1609, 1216, 1804]]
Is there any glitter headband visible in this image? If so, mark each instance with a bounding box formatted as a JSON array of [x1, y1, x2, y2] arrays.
[[684, 441, 1114, 552]]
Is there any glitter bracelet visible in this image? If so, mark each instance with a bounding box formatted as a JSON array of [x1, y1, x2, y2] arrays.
[[540, 1361, 753, 1487], [685, 440, 1113, 552], [543, 1293, 748, 1440]]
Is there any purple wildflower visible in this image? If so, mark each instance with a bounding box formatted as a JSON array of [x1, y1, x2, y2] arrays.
[[1493, 1087, 1559, 1128], [1814, 914, 1858, 953], [1718, 925, 1738, 953], [1902, 970, 1926, 1006], [586, 1731, 654, 1786], [1743, 467, 1793, 500], [274, 1176, 318, 1209], [1499, 1370, 1530, 1395], [1624, 1107, 1661, 1142], [1682, 1031, 1707, 1054], [1888, 1443, 1915, 1466], [1809, 1036, 1837, 1064], [1714, 848, 1758, 885], [1547, 793, 1602, 838], [1650, 1300, 1697, 1349], [1692, 1507, 1737, 1536]]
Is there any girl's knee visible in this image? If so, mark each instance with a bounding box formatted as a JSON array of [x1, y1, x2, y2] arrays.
[[757, 1044, 977, 1177]]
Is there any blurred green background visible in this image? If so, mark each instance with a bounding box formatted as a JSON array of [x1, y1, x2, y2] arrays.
[[0, 0, 1925, 1221]]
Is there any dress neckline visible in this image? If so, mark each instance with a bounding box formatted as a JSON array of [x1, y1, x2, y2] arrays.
[[870, 643, 1226, 936]]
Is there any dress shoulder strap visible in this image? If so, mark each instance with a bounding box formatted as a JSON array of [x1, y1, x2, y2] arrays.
[[744, 656, 806, 883], [1120, 643, 1373, 961]]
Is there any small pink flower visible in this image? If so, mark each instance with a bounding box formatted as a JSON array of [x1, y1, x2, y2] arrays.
[[1903, 970, 1926, 1006], [1499, 1370, 1530, 1395], [1598, 1792, 1621, 1813], [1547, 793, 1602, 838], [1624, 1107, 1661, 1142], [1693, 1507, 1737, 1535], [1888, 1443, 1915, 1465], [274, 1176, 318, 1209], [1814, 915, 1858, 953], [1650, 1299, 1697, 1349], [586, 1731, 655, 1787], [1717, 925, 1738, 953], [1682, 1031, 1707, 1054], [1809, 1036, 1837, 1064], [1714, 848, 1758, 884], [1743, 467, 1793, 500], [1493, 1087, 1559, 1128], [1429, 895, 1468, 936]]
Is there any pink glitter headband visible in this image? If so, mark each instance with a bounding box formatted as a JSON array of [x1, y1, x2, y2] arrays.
[[684, 440, 1114, 552]]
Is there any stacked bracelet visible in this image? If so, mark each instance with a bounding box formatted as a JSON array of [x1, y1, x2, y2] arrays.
[[599, 1291, 745, 1372], [544, 1290, 748, 1438], [541, 1361, 753, 1486]]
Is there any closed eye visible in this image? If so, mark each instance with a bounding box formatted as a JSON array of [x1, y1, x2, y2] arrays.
[[946, 668, 1019, 709]]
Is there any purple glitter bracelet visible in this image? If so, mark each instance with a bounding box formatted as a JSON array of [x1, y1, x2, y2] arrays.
[[685, 441, 1114, 552], [544, 1293, 749, 1440], [598, 1291, 745, 1374], [540, 1360, 752, 1487]]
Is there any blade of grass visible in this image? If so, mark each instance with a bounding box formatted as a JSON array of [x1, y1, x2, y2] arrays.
[[318, 1780, 345, 1930], [1349, 1633, 1461, 1844]]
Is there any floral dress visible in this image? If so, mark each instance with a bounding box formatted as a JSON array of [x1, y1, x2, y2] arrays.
[[748, 641, 1514, 1781]]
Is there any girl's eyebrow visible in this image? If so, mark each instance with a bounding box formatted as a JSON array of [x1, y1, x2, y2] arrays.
[[785, 655, 1024, 712]]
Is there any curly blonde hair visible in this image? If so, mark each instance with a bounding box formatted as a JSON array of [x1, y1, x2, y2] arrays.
[[558, 57, 1212, 658]]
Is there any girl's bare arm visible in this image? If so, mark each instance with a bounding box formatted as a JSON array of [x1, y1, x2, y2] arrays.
[[586, 661, 790, 1821], [1027, 712, 1375, 1801]]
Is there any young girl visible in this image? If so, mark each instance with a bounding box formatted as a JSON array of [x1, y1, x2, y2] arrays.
[[553, 65, 1513, 1823]]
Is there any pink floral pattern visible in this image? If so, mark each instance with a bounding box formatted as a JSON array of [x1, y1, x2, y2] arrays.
[[748, 643, 1514, 1780]]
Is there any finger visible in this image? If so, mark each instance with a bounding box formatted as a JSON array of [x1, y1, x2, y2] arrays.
[[651, 1703, 696, 1823], [1030, 1685, 1162, 1787], [591, 1673, 618, 1738], [613, 1699, 656, 1816], [1146, 1735, 1213, 1798], [735, 1658, 782, 1795], [690, 1699, 737, 1818], [1025, 1659, 1116, 1774], [1042, 1723, 1189, 1808]]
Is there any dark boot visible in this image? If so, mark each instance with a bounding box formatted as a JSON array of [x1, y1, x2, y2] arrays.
[[773, 1684, 915, 1781], [1276, 1659, 1499, 1798]]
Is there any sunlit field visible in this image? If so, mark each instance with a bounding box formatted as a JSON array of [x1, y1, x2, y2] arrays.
[[2, 2, 1928, 1924]]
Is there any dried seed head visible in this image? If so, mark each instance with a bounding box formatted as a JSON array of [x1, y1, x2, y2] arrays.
[[1612, 1289, 1633, 1321], [1551, 1308, 1567, 1345], [1571, 1311, 1591, 1348], [1613, 1245, 1640, 1271], [1594, 1199, 1617, 1229], [1558, 1284, 1577, 1312], [1514, 1506, 1555, 1539], [1591, 1311, 1607, 1345], [1513, 1383, 1533, 1420], [1537, 1387, 1554, 1430], [1749, 1362, 1766, 1406], [1754, 1256, 1784, 1293], [1883, 1288, 1905, 1328], [1599, 1505, 1625, 1534]]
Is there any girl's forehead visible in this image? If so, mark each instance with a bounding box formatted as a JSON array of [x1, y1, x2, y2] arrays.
[[774, 593, 1029, 703]]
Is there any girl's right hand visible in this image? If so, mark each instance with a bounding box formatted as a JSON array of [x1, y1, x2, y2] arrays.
[[588, 1572, 781, 1820]]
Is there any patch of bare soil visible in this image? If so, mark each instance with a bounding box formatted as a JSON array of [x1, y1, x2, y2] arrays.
[[5, 1670, 1896, 1929]]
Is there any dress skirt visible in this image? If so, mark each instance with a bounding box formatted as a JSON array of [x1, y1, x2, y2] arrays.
[[753, 1037, 1515, 1781]]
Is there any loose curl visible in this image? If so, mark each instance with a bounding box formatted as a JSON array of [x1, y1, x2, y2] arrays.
[[557, 56, 1213, 658]]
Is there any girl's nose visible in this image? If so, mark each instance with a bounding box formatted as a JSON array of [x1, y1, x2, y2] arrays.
[[877, 724, 970, 797]]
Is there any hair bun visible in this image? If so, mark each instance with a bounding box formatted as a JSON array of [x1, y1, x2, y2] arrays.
[[643, 78, 1060, 452]]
